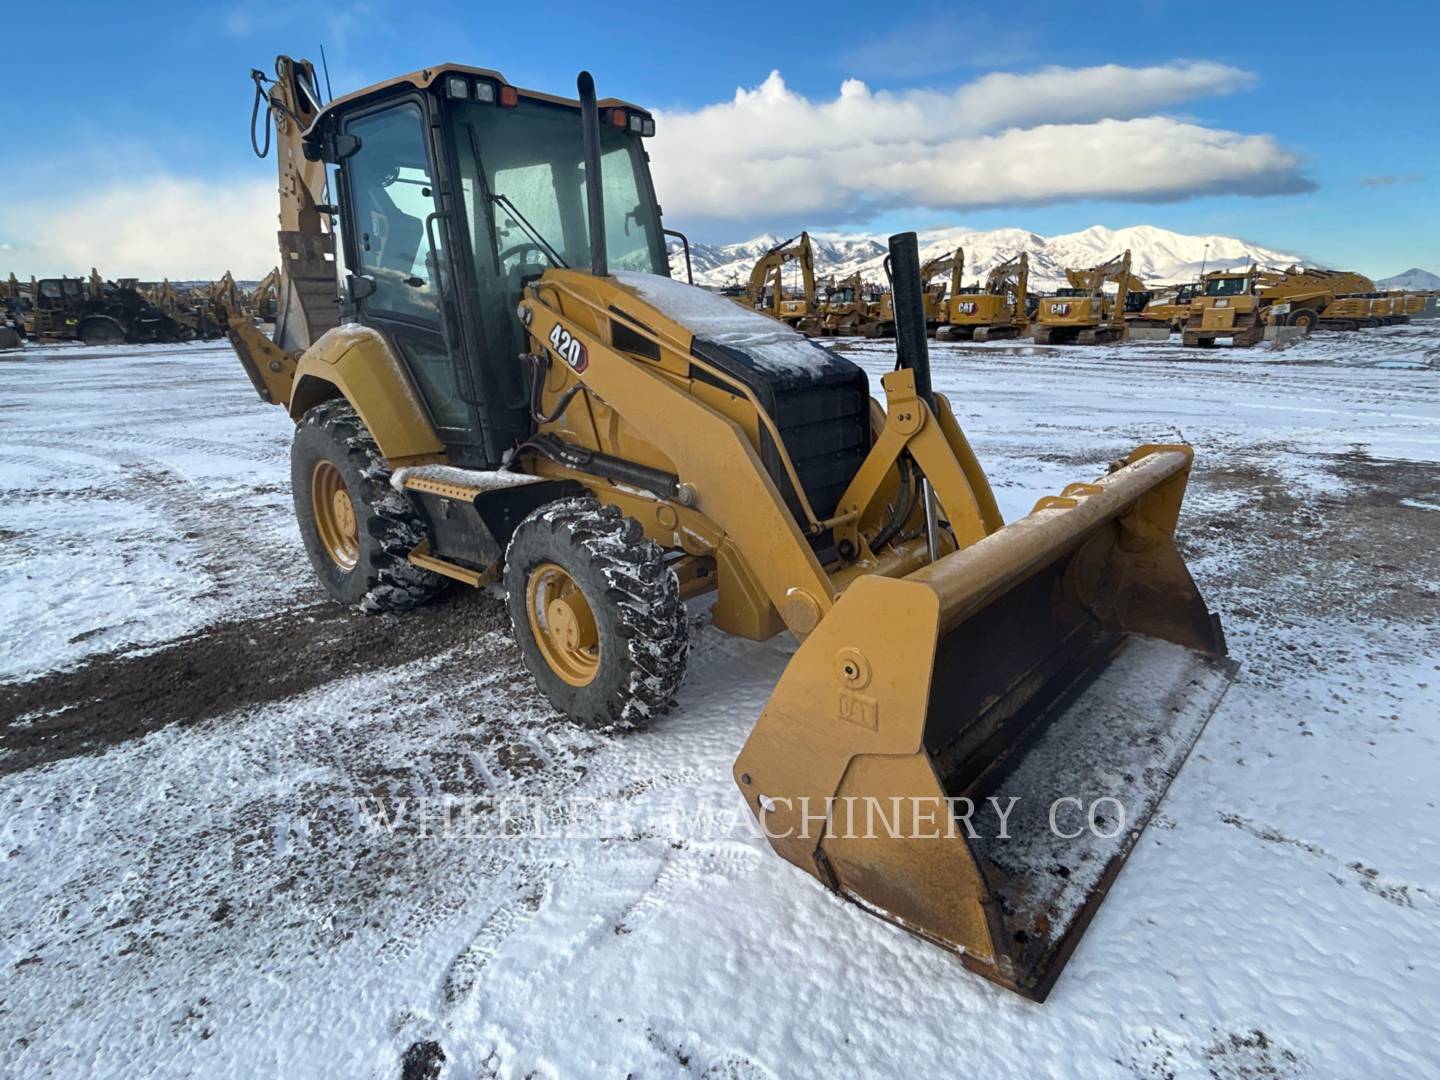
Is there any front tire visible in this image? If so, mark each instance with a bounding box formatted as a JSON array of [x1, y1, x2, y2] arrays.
[[291, 398, 445, 613], [504, 498, 688, 730]]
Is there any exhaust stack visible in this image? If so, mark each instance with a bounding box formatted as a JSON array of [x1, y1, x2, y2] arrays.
[[888, 232, 933, 407], [576, 71, 608, 278]]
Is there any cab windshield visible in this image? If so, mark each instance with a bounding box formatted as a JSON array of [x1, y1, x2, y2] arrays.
[[452, 98, 666, 282], [1205, 276, 1249, 297], [445, 97, 668, 439]]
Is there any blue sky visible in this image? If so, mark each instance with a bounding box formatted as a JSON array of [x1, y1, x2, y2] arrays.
[[2, 0, 1435, 278]]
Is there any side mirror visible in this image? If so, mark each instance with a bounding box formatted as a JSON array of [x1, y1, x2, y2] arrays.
[[346, 274, 376, 301], [326, 133, 362, 162], [663, 228, 694, 285]]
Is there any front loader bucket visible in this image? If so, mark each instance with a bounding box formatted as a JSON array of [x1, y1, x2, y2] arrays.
[[734, 445, 1236, 1001]]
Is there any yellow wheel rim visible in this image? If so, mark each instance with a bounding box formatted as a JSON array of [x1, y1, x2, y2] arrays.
[[311, 460, 359, 571], [526, 561, 600, 687]]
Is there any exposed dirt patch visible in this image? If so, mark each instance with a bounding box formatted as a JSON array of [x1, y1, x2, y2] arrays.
[[1185, 449, 1440, 627], [1201, 1028, 1304, 1079], [0, 589, 510, 776]]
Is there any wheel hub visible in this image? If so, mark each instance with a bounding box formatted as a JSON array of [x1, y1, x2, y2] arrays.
[[527, 562, 600, 687], [310, 460, 360, 571]]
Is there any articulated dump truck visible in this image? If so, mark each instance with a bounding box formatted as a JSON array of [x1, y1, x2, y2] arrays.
[[230, 56, 1236, 1001]]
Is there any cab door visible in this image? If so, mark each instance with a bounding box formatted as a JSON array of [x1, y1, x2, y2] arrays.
[[339, 99, 489, 464]]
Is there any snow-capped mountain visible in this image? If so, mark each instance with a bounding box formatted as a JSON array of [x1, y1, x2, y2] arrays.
[[670, 224, 1304, 292], [1377, 268, 1440, 291]]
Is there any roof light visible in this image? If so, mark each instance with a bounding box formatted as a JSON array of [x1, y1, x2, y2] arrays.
[[474, 81, 496, 104], [627, 114, 643, 133], [640, 117, 655, 137], [609, 108, 626, 128], [445, 75, 469, 99], [499, 85, 518, 107]]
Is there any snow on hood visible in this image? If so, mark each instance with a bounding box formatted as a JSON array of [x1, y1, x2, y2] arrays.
[[613, 271, 832, 376]]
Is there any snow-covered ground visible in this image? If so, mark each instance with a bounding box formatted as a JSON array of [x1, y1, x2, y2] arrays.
[[2, 327, 1439, 1079]]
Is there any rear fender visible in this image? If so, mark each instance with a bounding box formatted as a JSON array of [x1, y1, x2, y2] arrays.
[[287, 324, 445, 465]]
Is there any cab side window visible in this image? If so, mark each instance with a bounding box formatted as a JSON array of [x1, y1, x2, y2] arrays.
[[344, 104, 444, 322]]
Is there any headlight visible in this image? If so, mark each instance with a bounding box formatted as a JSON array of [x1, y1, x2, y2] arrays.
[[474, 81, 496, 104], [445, 75, 469, 100]]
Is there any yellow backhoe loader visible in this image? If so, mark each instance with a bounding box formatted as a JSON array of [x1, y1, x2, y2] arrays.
[[1032, 252, 1139, 346], [938, 250, 1030, 342], [741, 232, 817, 331], [229, 56, 1235, 1002]]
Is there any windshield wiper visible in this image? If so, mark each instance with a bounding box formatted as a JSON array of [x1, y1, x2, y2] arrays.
[[489, 193, 569, 270]]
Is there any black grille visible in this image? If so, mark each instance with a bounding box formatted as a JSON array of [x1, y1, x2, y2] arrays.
[[690, 337, 870, 544]]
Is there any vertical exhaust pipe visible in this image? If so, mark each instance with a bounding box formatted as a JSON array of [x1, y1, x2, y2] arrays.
[[888, 232, 941, 559], [577, 71, 608, 278], [888, 232, 933, 407]]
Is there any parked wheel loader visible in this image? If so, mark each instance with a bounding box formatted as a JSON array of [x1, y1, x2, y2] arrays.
[[937, 250, 1030, 342], [1141, 281, 1201, 332], [230, 55, 1235, 1002], [740, 233, 817, 331], [1031, 251, 1138, 345], [12, 270, 188, 345]]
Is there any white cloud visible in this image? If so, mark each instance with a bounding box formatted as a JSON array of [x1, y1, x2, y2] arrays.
[[649, 62, 1309, 223], [2, 176, 278, 280]]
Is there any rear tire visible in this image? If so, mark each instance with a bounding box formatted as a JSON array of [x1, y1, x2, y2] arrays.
[[78, 318, 125, 346], [504, 498, 688, 730], [291, 398, 445, 613], [1289, 308, 1318, 331]]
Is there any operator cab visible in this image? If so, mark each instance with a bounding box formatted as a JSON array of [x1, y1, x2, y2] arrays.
[[1204, 274, 1251, 297], [304, 65, 667, 468], [36, 278, 86, 310]]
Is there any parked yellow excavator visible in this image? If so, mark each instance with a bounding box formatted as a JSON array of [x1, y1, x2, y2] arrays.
[[873, 248, 960, 338], [248, 267, 281, 322], [230, 55, 1235, 1001], [741, 232, 817, 331], [1032, 251, 1142, 345], [939, 250, 1030, 341]]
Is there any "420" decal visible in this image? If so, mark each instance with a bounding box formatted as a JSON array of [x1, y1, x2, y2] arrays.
[[548, 323, 588, 373]]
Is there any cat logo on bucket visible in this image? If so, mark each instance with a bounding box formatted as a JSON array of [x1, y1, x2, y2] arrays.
[[548, 323, 588, 372]]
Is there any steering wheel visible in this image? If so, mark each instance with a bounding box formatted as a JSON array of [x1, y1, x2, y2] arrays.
[[499, 242, 549, 270]]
